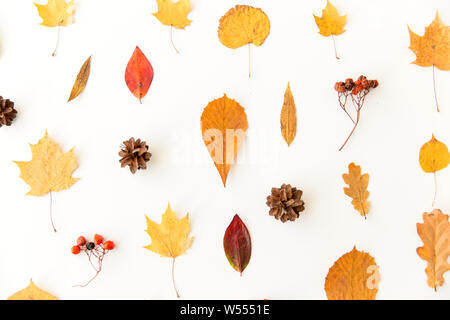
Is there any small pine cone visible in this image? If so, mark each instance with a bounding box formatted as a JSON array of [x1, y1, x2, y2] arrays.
[[0, 97, 17, 127], [119, 137, 152, 174], [266, 184, 305, 223]]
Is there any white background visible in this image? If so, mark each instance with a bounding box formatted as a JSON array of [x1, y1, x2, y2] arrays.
[[0, 0, 449, 300]]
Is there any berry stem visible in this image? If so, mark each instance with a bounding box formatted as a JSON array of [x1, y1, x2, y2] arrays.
[[172, 257, 180, 298], [332, 35, 340, 60], [52, 26, 61, 57], [49, 191, 56, 232], [433, 65, 440, 112], [170, 25, 180, 54]]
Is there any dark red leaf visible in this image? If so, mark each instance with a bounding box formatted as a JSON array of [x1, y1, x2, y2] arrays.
[[223, 214, 251, 275], [125, 46, 154, 103]]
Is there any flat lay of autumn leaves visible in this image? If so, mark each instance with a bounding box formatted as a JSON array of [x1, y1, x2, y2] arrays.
[[0, 0, 450, 300]]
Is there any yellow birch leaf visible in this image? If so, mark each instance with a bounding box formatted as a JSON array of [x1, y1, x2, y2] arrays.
[[280, 82, 297, 146], [34, 0, 75, 27], [218, 5, 270, 49], [419, 135, 450, 173], [8, 279, 58, 300], [408, 12, 450, 71], [68, 55, 91, 102], [14, 131, 79, 197], [417, 209, 450, 290], [325, 247, 380, 300], [314, 0, 346, 37], [153, 0, 191, 29], [144, 203, 193, 258], [343, 163, 370, 218]]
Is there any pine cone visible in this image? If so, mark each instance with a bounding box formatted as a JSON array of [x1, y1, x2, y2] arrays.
[[0, 97, 17, 127], [266, 184, 305, 222], [119, 137, 152, 174]]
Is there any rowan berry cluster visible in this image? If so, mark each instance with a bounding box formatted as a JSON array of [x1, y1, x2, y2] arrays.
[[334, 75, 379, 151], [334, 76, 378, 95], [71, 234, 115, 287]]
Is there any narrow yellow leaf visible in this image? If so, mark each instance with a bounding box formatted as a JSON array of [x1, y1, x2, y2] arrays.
[[280, 82, 297, 146], [68, 56, 91, 102]]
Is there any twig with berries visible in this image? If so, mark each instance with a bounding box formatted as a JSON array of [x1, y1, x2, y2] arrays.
[[334, 76, 379, 151], [71, 234, 115, 287]]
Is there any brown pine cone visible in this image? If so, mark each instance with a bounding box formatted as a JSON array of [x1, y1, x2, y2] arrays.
[[0, 96, 17, 127], [119, 137, 152, 174], [266, 184, 305, 222]]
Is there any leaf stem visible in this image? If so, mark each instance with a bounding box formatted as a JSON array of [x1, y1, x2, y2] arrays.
[[433, 171, 437, 208], [248, 44, 251, 78], [332, 35, 340, 60], [172, 257, 180, 298], [432, 65, 440, 112], [170, 25, 180, 54], [49, 191, 56, 232], [52, 26, 61, 57]]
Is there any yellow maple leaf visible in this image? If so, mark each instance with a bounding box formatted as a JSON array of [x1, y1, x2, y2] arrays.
[[34, 0, 75, 27], [408, 12, 450, 71], [8, 279, 58, 300], [417, 209, 450, 291], [314, 0, 346, 37], [144, 203, 193, 257], [343, 163, 370, 218], [14, 131, 79, 197], [144, 203, 193, 298], [153, 0, 191, 29]]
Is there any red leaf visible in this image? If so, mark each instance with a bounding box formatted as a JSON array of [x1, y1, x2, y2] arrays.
[[223, 214, 251, 275], [125, 46, 154, 103]]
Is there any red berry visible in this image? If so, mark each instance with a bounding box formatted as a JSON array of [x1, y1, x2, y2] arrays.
[[372, 80, 379, 88], [71, 245, 81, 255], [77, 236, 86, 246], [104, 241, 115, 250], [94, 234, 104, 245]]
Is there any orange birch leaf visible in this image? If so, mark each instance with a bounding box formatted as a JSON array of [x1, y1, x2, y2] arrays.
[[125, 46, 154, 103], [201, 95, 248, 187], [417, 209, 450, 291], [8, 279, 58, 300], [325, 247, 380, 300], [280, 82, 297, 146], [343, 163, 370, 218]]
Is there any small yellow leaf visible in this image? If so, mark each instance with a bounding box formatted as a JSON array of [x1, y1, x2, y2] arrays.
[[408, 12, 450, 71], [153, 0, 191, 29], [419, 135, 450, 173], [34, 0, 75, 27], [8, 279, 58, 300], [314, 0, 346, 37], [343, 163, 370, 218], [280, 82, 297, 146], [218, 5, 270, 49], [144, 203, 193, 258], [68, 56, 91, 102], [14, 131, 79, 197]]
